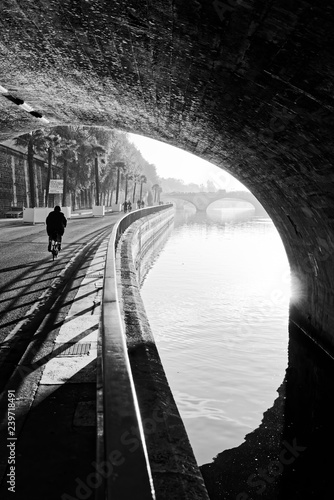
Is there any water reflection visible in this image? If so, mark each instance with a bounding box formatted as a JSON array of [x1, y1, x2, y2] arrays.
[[201, 321, 334, 500], [175, 205, 255, 226], [136, 217, 174, 286], [140, 206, 333, 498]]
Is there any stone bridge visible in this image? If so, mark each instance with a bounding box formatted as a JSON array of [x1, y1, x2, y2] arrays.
[[163, 190, 267, 214]]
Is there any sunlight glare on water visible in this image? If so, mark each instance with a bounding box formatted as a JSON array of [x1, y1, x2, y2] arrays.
[[140, 205, 290, 465]]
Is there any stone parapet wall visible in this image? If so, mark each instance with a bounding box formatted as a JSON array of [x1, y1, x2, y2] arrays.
[[115, 207, 210, 499]]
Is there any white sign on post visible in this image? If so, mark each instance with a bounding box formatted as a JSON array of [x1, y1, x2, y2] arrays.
[[49, 179, 64, 194]]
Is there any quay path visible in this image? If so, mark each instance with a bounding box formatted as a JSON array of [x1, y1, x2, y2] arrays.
[[0, 210, 124, 500]]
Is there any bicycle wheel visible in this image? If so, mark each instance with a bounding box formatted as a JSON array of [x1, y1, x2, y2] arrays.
[[51, 241, 58, 260]]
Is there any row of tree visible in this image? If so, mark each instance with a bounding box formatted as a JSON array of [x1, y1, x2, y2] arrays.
[[15, 126, 164, 210]]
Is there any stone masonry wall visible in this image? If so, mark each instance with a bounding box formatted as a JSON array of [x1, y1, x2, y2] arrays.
[[116, 208, 210, 499]]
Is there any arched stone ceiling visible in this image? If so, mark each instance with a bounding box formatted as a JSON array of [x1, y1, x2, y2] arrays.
[[1, 0, 334, 348]]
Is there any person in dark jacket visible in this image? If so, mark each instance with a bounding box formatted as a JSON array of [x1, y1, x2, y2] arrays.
[[46, 206, 67, 252]]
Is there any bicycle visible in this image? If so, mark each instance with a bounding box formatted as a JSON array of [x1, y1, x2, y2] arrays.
[[49, 233, 61, 261]]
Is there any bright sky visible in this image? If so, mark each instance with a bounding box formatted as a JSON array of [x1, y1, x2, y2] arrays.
[[127, 133, 248, 191]]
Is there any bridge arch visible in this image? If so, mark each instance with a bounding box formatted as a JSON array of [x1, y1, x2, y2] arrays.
[[164, 190, 267, 214], [170, 197, 199, 212], [208, 197, 256, 212], [0, 2, 333, 363]]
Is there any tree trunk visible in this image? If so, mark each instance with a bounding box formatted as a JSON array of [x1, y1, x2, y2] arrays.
[[27, 138, 36, 207], [45, 147, 52, 207], [132, 180, 137, 203], [62, 158, 68, 207], [116, 167, 120, 204], [95, 157, 100, 206], [71, 191, 74, 211], [90, 186, 93, 208], [125, 175, 129, 201]]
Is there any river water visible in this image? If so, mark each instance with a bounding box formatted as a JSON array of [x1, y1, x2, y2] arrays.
[[140, 203, 290, 466]]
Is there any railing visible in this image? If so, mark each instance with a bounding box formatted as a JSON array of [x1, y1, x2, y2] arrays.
[[97, 204, 173, 500]]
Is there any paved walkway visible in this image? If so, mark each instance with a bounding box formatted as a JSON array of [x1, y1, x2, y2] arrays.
[[0, 220, 117, 499]]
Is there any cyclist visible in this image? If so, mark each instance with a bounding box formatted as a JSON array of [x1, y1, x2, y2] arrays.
[[46, 205, 67, 252]]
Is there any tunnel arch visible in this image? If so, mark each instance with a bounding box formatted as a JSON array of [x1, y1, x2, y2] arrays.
[[1, 0, 334, 351]]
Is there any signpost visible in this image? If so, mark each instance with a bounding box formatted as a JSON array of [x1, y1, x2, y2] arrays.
[[49, 179, 64, 194]]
